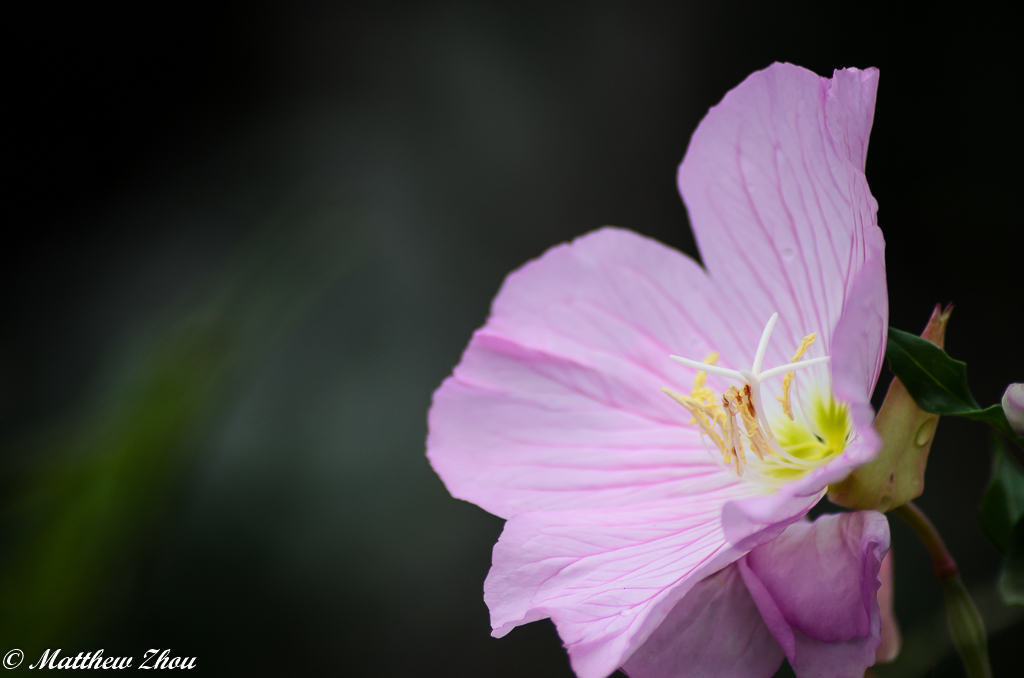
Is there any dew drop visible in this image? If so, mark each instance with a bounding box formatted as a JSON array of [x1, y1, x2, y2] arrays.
[[915, 420, 936, 447]]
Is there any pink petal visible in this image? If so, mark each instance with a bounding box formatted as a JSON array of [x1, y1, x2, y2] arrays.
[[485, 497, 753, 678], [831, 244, 888, 430], [876, 548, 901, 663], [428, 228, 758, 519], [486, 226, 752, 380], [677, 62, 884, 390], [679, 63, 888, 544], [824, 67, 880, 172], [721, 427, 881, 547], [738, 511, 889, 678], [622, 563, 784, 678]]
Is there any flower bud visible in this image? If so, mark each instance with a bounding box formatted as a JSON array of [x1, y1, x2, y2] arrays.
[[829, 304, 952, 512], [1003, 383, 1024, 437]]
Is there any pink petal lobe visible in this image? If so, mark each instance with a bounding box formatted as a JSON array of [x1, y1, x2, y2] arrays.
[[677, 62, 884, 387], [485, 497, 753, 678], [831, 242, 888, 430], [622, 563, 784, 678], [428, 227, 756, 519], [825, 67, 879, 173], [738, 511, 890, 678], [721, 427, 881, 547], [876, 548, 901, 663]]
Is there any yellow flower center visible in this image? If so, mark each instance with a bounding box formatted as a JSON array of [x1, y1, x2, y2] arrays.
[[664, 314, 852, 488], [764, 392, 852, 484]]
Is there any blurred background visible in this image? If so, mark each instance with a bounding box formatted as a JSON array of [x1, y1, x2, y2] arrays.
[[3, 1, 1022, 675]]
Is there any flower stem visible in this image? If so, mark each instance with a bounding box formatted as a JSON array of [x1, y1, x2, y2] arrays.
[[892, 501, 957, 579], [893, 502, 992, 678]]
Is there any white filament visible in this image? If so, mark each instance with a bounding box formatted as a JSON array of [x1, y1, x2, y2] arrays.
[[751, 312, 779, 375]]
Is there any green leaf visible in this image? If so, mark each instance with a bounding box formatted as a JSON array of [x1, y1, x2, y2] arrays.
[[886, 328, 1024, 446], [886, 327, 979, 411], [1000, 519, 1024, 605], [978, 435, 1024, 552]]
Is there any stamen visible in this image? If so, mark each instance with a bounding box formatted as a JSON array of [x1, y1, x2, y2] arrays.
[[662, 388, 727, 457], [726, 385, 771, 462], [665, 314, 842, 483], [737, 369, 773, 438], [690, 353, 720, 404], [722, 390, 745, 475], [777, 333, 817, 420], [739, 385, 773, 460]]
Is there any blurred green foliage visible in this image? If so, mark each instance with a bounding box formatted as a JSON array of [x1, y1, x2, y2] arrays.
[[0, 206, 363, 650], [978, 436, 1024, 555], [875, 579, 1024, 678], [977, 433, 1024, 605]]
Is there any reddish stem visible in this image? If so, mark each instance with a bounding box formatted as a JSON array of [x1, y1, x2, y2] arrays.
[[893, 501, 958, 580]]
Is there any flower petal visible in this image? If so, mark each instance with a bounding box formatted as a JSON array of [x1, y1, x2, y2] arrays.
[[677, 62, 883, 387], [737, 511, 889, 678], [876, 548, 901, 663], [428, 228, 759, 519], [484, 498, 753, 678], [487, 227, 750, 369], [721, 426, 881, 547], [830, 244, 888, 430], [622, 563, 784, 678]]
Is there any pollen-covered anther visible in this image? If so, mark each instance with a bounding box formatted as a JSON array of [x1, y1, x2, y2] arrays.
[[662, 387, 728, 464], [664, 382, 773, 476], [778, 333, 817, 420], [686, 353, 723, 425], [721, 391, 746, 475], [733, 384, 773, 461]]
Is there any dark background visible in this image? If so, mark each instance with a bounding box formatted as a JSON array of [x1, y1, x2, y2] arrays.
[[3, 1, 1022, 676]]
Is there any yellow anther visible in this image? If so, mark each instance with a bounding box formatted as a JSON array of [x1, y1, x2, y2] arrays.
[[663, 387, 727, 458], [777, 333, 817, 420], [688, 353, 724, 426], [666, 370, 777, 477], [691, 353, 719, 396], [728, 385, 773, 463], [722, 389, 747, 475]]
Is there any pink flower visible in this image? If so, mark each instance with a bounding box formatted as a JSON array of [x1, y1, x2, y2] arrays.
[[427, 63, 890, 678]]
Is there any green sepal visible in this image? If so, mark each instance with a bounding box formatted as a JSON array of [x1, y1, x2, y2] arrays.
[[886, 328, 1024, 447], [977, 435, 1024, 552], [941, 574, 993, 678]]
